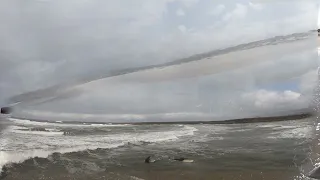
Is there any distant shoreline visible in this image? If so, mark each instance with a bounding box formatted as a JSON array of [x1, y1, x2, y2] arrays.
[[130, 113, 313, 125], [10, 112, 314, 125]]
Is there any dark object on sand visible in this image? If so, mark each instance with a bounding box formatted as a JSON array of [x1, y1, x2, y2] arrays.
[[308, 166, 320, 179], [1, 107, 12, 114]]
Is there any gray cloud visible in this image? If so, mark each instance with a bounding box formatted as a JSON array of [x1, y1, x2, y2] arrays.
[[5, 31, 316, 105], [0, 0, 319, 122]]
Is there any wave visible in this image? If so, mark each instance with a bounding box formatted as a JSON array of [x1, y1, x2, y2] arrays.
[[10, 129, 64, 136], [0, 143, 124, 173], [267, 126, 312, 139], [8, 118, 131, 128], [89, 123, 130, 127], [0, 124, 198, 172], [9, 118, 51, 126], [7, 126, 63, 136]]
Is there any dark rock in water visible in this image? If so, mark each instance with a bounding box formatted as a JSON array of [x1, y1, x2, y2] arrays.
[[173, 157, 185, 161], [49, 152, 62, 161], [144, 156, 156, 163], [63, 131, 73, 135], [0, 107, 12, 114], [173, 157, 194, 163], [145, 156, 151, 163], [30, 127, 47, 131], [309, 166, 320, 179], [0, 166, 8, 179]]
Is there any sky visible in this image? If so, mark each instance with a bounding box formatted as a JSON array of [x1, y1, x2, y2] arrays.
[[0, 0, 319, 122]]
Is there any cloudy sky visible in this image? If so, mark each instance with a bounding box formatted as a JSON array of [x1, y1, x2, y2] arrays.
[[0, 0, 319, 122]]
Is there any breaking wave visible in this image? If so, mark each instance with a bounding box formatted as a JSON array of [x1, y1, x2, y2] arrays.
[[0, 119, 198, 172], [8, 118, 131, 128]]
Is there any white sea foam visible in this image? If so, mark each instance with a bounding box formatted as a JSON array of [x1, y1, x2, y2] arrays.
[[89, 123, 130, 127], [194, 124, 232, 135], [9, 118, 50, 126], [0, 123, 198, 172], [8, 118, 130, 128], [11, 129, 64, 136], [258, 124, 278, 128], [316, 123, 320, 131], [7, 126, 64, 136], [0, 143, 124, 173], [130, 176, 145, 180], [267, 126, 312, 139]]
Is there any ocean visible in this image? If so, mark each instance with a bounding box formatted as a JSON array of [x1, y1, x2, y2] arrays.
[[0, 117, 315, 180]]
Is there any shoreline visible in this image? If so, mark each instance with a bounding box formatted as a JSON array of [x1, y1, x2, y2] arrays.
[[131, 113, 313, 125], [10, 112, 314, 125]]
